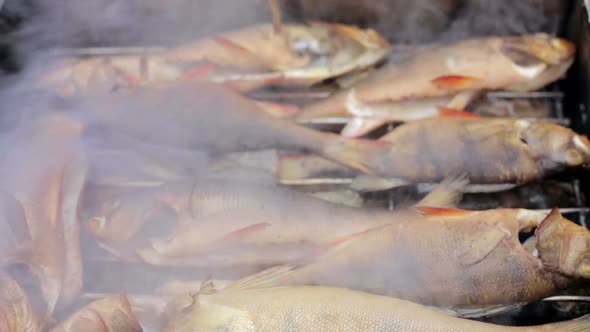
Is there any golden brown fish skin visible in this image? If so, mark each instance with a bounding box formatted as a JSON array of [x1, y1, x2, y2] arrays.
[[0, 273, 44, 332], [86, 82, 590, 191], [281, 209, 581, 309], [90, 83, 590, 186], [298, 33, 575, 119], [89, 81, 333, 154], [318, 117, 590, 185], [50, 295, 143, 332], [535, 208, 590, 279], [38, 22, 389, 96], [164, 279, 590, 332], [0, 114, 86, 314]]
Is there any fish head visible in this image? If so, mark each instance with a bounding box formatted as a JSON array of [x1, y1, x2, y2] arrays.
[[535, 208, 590, 278], [288, 23, 389, 67], [519, 120, 590, 168], [500, 34, 575, 81]]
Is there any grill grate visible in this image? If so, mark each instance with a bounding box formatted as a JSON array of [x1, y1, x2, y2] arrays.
[[55, 42, 590, 326]]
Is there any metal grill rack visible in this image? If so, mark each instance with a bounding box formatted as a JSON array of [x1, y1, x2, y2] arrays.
[[53, 45, 590, 325]]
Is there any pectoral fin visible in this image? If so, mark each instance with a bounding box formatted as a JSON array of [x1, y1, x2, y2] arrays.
[[431, 75, 481, 90], [450, 304, 526, 318], [437, 107, 479, 118], [415, 173, 469, 208], [415, 207, 473, 217], [453, 222, 510, 266]]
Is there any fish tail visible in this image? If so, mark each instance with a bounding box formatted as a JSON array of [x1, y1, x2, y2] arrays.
[[554, 314, 590, 332], [320, 136, 391, 175], [278, 154, 356, 182]]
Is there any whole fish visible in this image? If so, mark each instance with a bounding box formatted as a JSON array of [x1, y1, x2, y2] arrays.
[[0, 272, 43, 332], [0, 114, 87, 314], [279, 117, 590, 191], [38, 22, 389, 96], [50, 295, 142, 332], [86, 167, 461, 267], [164, 266, 590, 332], [279, 208, 590, 316], [297, 33, 575, 136], [84, 82, 590, 191]]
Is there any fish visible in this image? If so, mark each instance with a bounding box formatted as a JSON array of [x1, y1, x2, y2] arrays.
[[84, 83, 590, 191], [75, 81, 590, 194], [37, 21, 389, 96], [277, 208, 590, 316], [163, 266, 590, 332], [278, 117, 590, 191], [49, 295, 142, 332], [0, 113, 87, 314], [0, 272, 44, 332], [535, 209, 590, 278], [297, 33, 575, 136], [85, 167, 464, 267]]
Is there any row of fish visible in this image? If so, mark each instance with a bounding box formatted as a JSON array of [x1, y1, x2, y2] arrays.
[[2, 7, 590, 331]]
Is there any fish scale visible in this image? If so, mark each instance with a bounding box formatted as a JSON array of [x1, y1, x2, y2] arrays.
[[281, 209, 577, 311], [167, 285, 590, 331]]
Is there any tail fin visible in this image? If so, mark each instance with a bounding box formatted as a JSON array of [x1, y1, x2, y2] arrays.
[[554, 314, 590, 332], [321, 136, 391, 176]]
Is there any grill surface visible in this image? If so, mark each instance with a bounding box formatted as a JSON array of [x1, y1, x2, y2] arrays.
[[2, 0, 590, 330]]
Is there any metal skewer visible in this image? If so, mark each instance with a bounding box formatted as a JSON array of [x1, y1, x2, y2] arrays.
[[543, 296, 590, 302]]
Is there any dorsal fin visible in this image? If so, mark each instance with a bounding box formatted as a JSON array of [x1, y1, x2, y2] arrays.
[[222, 265, 296, 292]]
